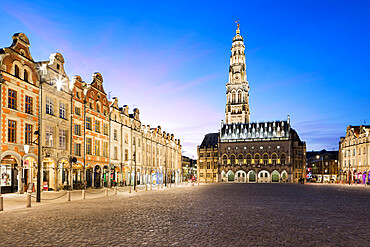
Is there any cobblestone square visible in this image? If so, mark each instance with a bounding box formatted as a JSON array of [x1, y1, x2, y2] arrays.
[[0, 184, 369, 246]]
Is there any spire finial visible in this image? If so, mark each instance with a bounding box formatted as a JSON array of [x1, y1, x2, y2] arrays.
[[235, 19, 240, 34]]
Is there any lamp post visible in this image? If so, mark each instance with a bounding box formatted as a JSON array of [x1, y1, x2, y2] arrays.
[[316, 155, 324, 183]]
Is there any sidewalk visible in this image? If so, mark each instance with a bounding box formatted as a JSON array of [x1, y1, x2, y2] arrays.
[[0, 182, 195, 212]]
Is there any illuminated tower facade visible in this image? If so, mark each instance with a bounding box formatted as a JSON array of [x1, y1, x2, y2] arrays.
[[225, 23, 250, 124]]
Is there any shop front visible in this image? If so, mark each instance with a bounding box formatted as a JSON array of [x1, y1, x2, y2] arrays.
[[86, 164, 93, 188], [103, 165, 109, 187], [73, 162, 84, 189], [94, 165, 101, 188], [110, 165, 119, 187], [58, 159, 70, 190], [23, 156, 37, 192], [0, 155, 19, 193]]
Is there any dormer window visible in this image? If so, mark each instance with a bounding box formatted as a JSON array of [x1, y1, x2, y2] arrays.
[[14, 65, 20, 78], [57, 64, 60, 70], [24, 70, 29, 82]]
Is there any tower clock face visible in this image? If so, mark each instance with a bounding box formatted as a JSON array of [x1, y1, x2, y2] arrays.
[[234, 74, 239, 81]]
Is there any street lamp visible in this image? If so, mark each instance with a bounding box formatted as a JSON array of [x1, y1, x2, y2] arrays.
[[317, 154, 324, 183]]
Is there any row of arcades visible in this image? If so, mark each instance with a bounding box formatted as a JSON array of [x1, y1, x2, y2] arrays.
[[0, 151, 180, 193], [220, 170, 289, 183]]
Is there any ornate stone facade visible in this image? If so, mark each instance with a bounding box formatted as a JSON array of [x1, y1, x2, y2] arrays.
[[339, 125, 370, 184], [0, 32, 182, 193], [225, 25, 250, 124]]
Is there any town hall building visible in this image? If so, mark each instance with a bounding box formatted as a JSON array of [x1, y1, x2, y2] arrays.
[[197, 24, 306, 183]]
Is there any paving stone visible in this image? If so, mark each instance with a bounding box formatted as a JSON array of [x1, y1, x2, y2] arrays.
[[0, 184, 369, 246]]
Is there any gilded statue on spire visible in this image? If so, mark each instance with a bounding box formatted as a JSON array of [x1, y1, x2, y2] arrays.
[[235, 19, 240, 29], [235, 20, 240, 34]]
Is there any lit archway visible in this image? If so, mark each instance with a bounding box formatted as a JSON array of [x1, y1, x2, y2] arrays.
[[227, 170, 235, 182], [258, 170, 270, 183], [235, 170, 246, 183], [271, 170, 280, 182], [247, 170, 256, 183]]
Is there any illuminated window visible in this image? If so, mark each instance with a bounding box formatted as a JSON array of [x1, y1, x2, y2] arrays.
[[103, 142, 108, 157], [95, 140, 100, 156], [86, 138, 92, 155], [74, 143, 81, 156], [95, 120, 100, 133]]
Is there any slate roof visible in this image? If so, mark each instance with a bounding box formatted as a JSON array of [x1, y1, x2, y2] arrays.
[[200, 133, 219, 148]]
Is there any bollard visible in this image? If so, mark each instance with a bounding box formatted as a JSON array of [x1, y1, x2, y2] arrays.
[[146, 184, 148, 191], [105, 188, 108, 196], [151, 184, 152, 190], [67, 191, 71, 201], [0, 195, 3, 211], [157, 184, 160, 189], [82, 190, 85, 199], [114, 187, 117, 195], [129, 186, 131, 193], [27, 193, 31, 208], [135, 186, 137, 192]]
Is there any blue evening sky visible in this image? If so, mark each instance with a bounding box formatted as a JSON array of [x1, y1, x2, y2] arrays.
[[1, 0, 369, 157]]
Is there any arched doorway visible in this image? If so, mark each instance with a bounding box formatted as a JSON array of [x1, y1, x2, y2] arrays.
[[151, 170, 156, 185], [221, 170, 226, 182], [248, 170, 256, 183], [271, 171, 280, 183], [0, 155, 19, 193], [23, 156, 37, 192], [73, 162, 83, 189], [86, 164, 93, 188], [42, 158, 56, 191], [137, 168, 141, 185], [103, 165, 109, 187], [94, 165, 101, 188], [227, 170, 234, 182], [281, 171, 288, 182], [58, 159, 69, 189], [235, 170, 246, 183], [258, 170, 270, 183]]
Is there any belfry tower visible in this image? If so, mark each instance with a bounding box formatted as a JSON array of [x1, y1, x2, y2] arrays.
[[225, 22, 250, 124]]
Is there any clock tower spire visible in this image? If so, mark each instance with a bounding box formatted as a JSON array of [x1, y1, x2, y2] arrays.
[[225, 22, 250, 124]]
